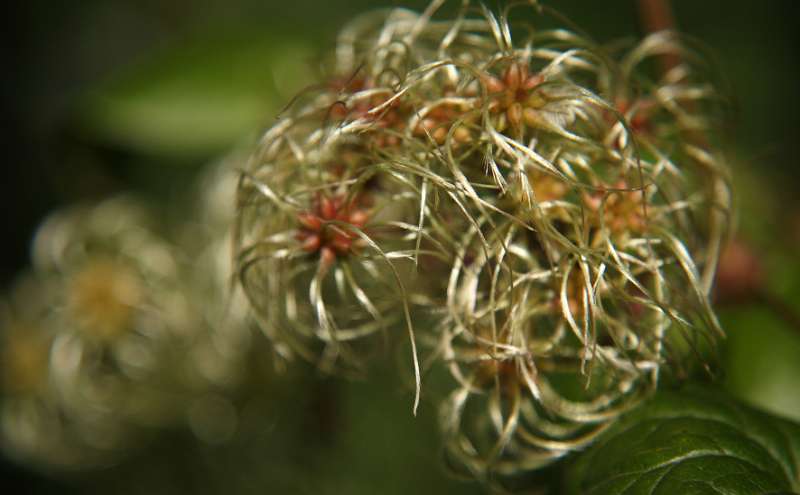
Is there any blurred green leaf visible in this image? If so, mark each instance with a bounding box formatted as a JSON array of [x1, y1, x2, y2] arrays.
[[721, 305, 800, 423], [720, 241, 800, 422], [566, 385, 800, 494], [79, 29, 312, 159]]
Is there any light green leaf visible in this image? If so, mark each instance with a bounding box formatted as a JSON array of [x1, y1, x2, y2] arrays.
[[566, 385, 800, 494], [79, 29, 312, 159]]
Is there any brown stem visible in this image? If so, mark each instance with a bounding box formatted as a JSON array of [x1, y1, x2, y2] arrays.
[[637, 0, 676, 33], [637, 0, 681, 73]]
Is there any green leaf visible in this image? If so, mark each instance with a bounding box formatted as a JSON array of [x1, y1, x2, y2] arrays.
[[566, 385, 800, 495], [79, 28, 312, 159], [721, 303, 800, 423]]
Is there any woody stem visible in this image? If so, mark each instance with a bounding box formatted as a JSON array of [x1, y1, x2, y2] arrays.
[[636, 0, 680, 73]]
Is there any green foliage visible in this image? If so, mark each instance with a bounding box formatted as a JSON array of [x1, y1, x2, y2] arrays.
[[566, 385, 800, 494], [79, 29, 311, 159]]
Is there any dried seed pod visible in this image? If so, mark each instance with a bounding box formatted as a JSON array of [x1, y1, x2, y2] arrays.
[[5, 197, 201, 462], [0, 277, 77, 467], [234, 0, 731, 476], [235, 139, 428, 375]]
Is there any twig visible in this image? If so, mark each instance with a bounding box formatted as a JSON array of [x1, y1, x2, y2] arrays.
[[637, 0, 680, 73]]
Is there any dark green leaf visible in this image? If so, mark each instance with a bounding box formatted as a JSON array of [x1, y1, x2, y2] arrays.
[[566, 385, 800, 495]]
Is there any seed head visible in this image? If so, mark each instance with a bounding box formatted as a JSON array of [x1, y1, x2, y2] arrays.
[[235, 0, 732, 476]]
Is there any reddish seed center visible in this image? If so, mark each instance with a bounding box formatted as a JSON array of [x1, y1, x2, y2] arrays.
[[481, 62, 544, 130], [295, 194, 369, 264]]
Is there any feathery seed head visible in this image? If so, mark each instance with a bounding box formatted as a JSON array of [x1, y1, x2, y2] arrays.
[[235, 0, 731, 475]]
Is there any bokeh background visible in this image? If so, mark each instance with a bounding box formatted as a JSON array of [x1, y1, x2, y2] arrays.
[[3, 0, 799, 493]]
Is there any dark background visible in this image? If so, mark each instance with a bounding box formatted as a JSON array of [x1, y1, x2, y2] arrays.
[[3, 1, 799, 493]]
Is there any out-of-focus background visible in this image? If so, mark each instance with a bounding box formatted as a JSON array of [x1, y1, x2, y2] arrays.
[[3, 1, 799, 493]]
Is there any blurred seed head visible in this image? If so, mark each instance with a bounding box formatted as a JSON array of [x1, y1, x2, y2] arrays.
[[1, 197, 202, 467]]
